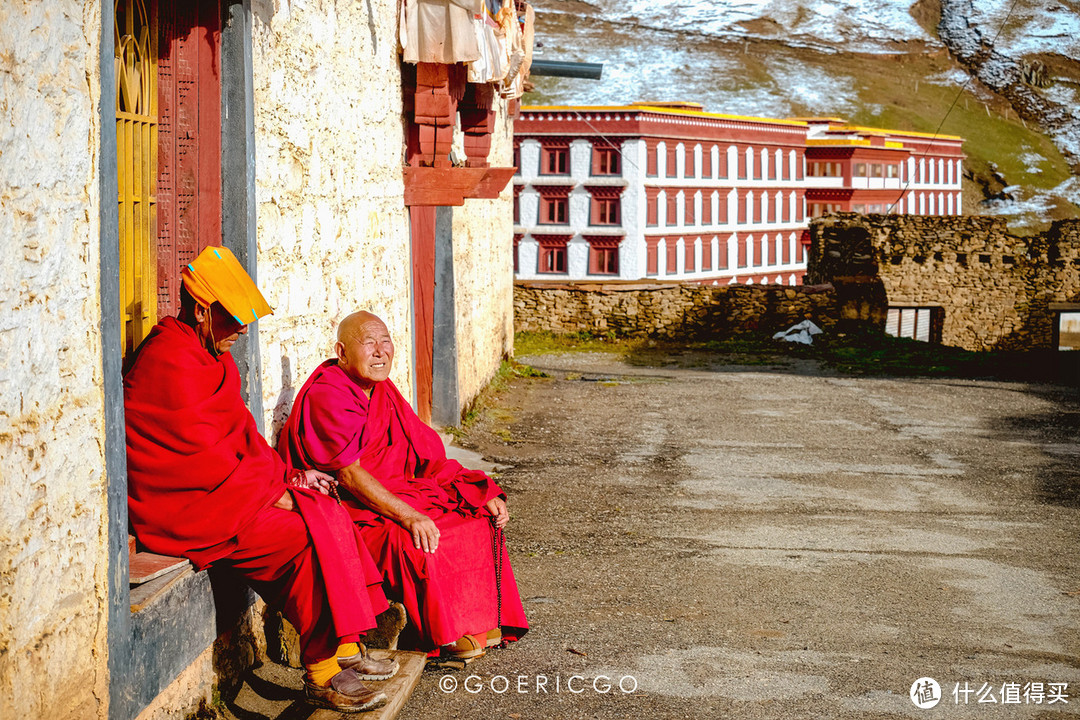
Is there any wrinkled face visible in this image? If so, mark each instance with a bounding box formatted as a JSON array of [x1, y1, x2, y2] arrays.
[[196, 302, 248, 356], [337, 317, 394, 390]]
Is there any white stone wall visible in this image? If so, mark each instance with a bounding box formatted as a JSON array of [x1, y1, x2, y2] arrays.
[[0, 2, 109, 718], [249, 0, 416, 435], [451, 104, 515, 408]]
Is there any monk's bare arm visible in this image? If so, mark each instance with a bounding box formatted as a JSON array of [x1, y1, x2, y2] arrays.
[[337, 461, 441, 553]]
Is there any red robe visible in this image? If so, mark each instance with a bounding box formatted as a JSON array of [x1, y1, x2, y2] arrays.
[[124, 318, 387, 662], [280, 360, 528, 649]]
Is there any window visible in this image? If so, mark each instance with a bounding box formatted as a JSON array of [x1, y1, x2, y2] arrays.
[[513, 189, 520, 224], [871, 163, 883, 178], [1057, 310, 1080, 351], [537, 239, 569, 274], [646, 237, 660, 276], [684, 145, 695, 178], [685, 193, 695, 226], [886, 307, 941, 343], [886, 164, 899, 178], [592, 145, 620, 175], [540, 145, 569, 174], [513, 144, 520, 174], [666, 239, 678, 275], [513, 234, 521, 273], [667, 144, 678, 178], [592, 198, 620, 225], [539, 195, 568, 224], [685, 238, 696, 272], [646, 188, 659, 226], [586, 236, 621, 275], [646, 140, 658, 176], [667, 193, 678, 227], [854, 163, 867, 177]]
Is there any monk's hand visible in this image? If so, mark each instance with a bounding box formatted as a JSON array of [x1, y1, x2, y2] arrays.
[[402, 512, 440, 553], [485, 497, 509, 529], [303, 469, 336, 496], [273, 489, 295, 512]]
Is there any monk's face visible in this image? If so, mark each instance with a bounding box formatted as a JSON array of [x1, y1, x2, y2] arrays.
[[195, 302, 249, 356], [337, 316, 394, 389]]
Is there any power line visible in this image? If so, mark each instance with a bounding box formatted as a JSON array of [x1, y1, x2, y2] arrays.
[[887, 0, 1024, 213]]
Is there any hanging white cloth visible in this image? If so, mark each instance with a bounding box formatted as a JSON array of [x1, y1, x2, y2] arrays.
[[400, 0, 483, 64]]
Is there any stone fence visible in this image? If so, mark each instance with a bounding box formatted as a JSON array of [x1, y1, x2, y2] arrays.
[[807, 214, 1080, 351], [514, 281, 839, 339]]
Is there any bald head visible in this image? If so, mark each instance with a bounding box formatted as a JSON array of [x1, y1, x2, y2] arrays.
[[335, 311, 394, 393]]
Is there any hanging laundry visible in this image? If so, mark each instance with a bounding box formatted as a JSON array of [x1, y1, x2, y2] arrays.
[[400, 0, 483, 64]]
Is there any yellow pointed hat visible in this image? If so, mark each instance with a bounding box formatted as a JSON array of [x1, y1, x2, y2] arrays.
[[181, 245, 273, 324]]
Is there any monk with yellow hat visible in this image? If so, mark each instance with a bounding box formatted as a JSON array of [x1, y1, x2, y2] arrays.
[[124, 245, 398, 712]]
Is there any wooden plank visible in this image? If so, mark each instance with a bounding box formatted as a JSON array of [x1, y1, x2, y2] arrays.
[[130, 564, 193, 612], [472, 166, 516, 199], [411, 206, 436, 425], [129, 551, 190, 584], [309, 650, 427, 720]]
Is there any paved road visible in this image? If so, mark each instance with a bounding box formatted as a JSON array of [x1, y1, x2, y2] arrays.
[[400, 350, 1080, 719]]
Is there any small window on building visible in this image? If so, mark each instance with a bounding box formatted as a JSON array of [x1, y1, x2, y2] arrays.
[[592, 197, 620, 225], [539, 196, 568, 224], [586, 237, 621, 275], [667, 194, 678, 227], [886, 164, 899, 178], [541, 146, 569, 175], [871, 163, 884, 178], [854, 163, 867, 177], [538, 242, 568, 274], [1057, 311, 1080, 351], [513, 144, 521, 174], [886, 307, 941, 343], [593, 146, 620, 175]]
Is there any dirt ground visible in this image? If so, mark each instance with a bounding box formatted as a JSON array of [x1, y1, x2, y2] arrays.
[[229, 348, 1080, 719]]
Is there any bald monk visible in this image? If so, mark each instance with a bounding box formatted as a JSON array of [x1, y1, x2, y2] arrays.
[[279, 311, 528, 662], [124, 247, 397, 712]]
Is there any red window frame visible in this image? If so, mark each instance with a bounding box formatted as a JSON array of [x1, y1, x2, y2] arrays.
[[666, 238, 678, 275], [592, 146, 621, 175], [685, 238, 695, 272], [540, 144, 569, 175], [585, 236, 621, 275], [646, 188, 659, 226], [539, 195, 568, 224], [591, 197, 620, 225], [537, 237, 569, 274], [646, 237, 660, 276], [666, 193, 678, 226], [685, 146, 695, 178]]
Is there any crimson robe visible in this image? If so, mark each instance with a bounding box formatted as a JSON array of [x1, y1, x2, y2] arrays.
[[280, 360, 528, 649], [124, 318, 387, 661]]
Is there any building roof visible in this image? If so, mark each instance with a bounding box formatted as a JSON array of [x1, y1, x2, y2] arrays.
[[520, 103, 809, 129]]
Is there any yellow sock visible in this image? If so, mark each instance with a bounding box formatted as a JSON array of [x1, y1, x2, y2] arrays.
[[336, 642, 360, 659], [306, 655, 342, 687]]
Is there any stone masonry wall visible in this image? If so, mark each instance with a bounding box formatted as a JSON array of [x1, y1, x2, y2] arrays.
[[250, 0, 416, 438], [806, 214, 1080, 351], [452, 108, 516, 409], [515, 281, 838, 339], [0, 2, 110, 718]]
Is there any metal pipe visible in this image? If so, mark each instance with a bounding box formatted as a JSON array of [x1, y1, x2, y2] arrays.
[[530, 60, 603, 80]]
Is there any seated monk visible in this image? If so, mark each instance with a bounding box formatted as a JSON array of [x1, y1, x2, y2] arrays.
[[124, 247, 398, 712], [279, 311, 528, 661]]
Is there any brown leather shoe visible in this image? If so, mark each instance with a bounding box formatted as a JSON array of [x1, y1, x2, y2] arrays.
[[447, 634, 486, 662], [338, 645, 400, 681], [304, 668, 388, 713], [485, 628, 503, 648]]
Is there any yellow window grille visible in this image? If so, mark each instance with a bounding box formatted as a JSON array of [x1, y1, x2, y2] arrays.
[[115, 0, 158, 358]]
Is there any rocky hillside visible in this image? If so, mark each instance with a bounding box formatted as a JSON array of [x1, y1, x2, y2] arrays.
[[525, 0, 1080, 229]]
